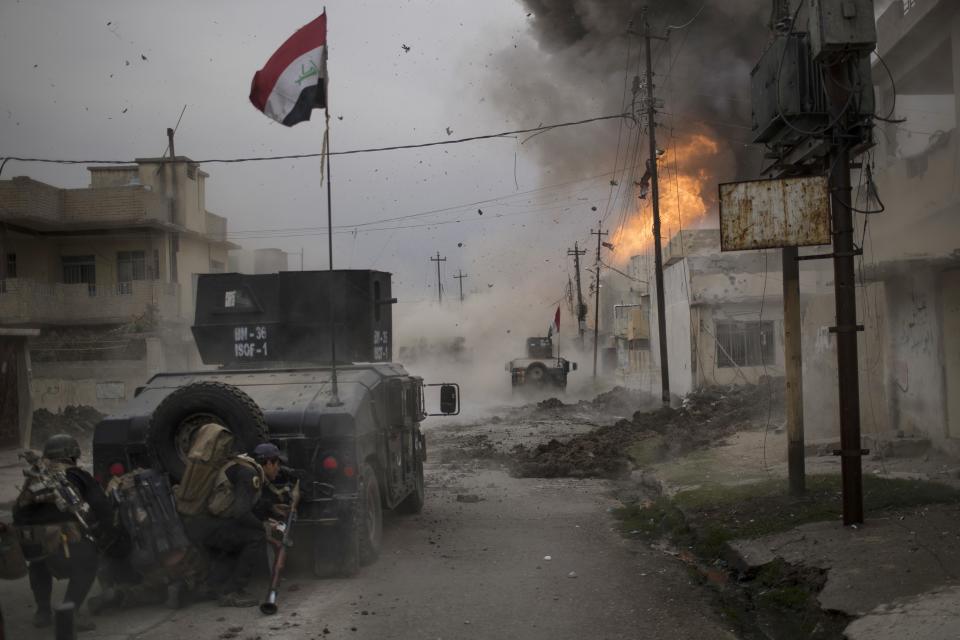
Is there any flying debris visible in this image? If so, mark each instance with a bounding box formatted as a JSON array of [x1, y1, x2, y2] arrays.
[[141, 54, 148, 61], [401, 44, 411, 53], [609, 180, 618, 186], [477, 209, 483, 215], [446, 127, 453, 135], [602, 241, 615, 251]]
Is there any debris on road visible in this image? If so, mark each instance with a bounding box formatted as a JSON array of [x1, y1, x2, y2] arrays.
[[513, 383, 782, 479], [456, 493, 482, 503]]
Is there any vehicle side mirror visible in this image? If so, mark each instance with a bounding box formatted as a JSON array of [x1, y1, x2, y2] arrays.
[[572, 362, 578, 371], [440, 385, 458, 414], [425, 383, 460, 416]]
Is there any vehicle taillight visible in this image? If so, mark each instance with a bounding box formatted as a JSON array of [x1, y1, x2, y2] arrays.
[[322, 456, 338, 471], [109, 462, 126, 477], [342, 465, 355, 478]]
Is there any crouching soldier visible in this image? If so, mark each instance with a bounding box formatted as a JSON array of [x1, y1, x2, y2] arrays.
[[13, 434, 116, 632], [251, 443, 298, 522], [175, 424, 275, 607]]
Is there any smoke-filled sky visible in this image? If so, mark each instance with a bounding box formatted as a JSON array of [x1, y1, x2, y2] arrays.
[[1, 0, 781, 350]]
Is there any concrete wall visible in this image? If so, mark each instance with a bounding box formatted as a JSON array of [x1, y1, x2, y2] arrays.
[[31, 360, 150, 413], [885, 270, 948, 441]]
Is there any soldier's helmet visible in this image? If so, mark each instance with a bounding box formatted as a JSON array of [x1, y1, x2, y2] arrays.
[[43, 434, 81, 462]]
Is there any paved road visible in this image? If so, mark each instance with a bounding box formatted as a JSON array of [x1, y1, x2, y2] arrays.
[[2, 416, 734, 640]]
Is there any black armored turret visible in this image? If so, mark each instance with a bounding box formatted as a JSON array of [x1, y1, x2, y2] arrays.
[[191, 270, 395, 366]]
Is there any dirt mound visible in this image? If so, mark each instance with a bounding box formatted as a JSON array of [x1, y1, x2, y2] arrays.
[[585, 386, 656, 415], [31, 406, 104, 449], [537, 397, 566, 410], [512, 382, 782, 479]]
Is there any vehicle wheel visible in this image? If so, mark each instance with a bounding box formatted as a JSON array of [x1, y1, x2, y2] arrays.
[[526, 363, 549, 386], [358, 463, 383, 566], [311, 524, 359, 579], [147, 382, 268, 482], [395, 453, 425, 515]]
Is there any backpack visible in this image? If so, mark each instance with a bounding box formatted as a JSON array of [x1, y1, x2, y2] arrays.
[[173, 424, 236, 516], [109, 468, 190, 572]]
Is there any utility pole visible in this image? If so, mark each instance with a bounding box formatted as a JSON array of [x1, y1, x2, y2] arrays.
[[430, 252, 447, 305], [768, 1, 805, 497], [454, 269, 468, 303], [567, 242, 587, 345], [826, 59, 864, 526], [590, 223, 608, 380], [642, 9, 671, 406]]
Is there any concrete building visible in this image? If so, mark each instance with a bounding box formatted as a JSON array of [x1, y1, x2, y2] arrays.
[[863, 0, 960, 451], [228, 248, 289, 274], [0, 156, 237, 432]]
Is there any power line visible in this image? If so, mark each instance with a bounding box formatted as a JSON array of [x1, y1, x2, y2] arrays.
[[0, 113, 629, 168]]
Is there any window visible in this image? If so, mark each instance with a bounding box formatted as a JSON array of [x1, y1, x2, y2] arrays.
[[62, 255, 96, 295], [5, 253, 15, 278], [117, 251, 146, 294], [715, 321, 775, 368]]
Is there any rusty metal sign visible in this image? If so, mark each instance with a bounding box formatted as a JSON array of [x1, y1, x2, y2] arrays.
[[718, 175, 831, 251]]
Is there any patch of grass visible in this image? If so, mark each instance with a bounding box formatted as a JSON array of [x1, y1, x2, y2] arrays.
[[613, 497, 688, 540], [757, 585, 811, 610], [627, 434, 666, 467], [671, 474, 960, 549], [614, 474, 960, 566]]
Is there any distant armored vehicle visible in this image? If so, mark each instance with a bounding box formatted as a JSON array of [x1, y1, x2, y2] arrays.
[[93, 270, 458, 577], [506, 336, 576, 390]]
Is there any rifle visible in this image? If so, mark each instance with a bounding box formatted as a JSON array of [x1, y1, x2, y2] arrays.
[[20, 451, 95, 541], [260, 480, 299, 615]]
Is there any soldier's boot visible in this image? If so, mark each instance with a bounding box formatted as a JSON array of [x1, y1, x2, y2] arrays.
[[32, 608, 52, 628], [166, 582, 187, 609], [87, 588, 123, 615], [74, 613, 96, 633]]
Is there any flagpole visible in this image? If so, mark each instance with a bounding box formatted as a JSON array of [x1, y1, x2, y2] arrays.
[[323, 9, 342, 408]]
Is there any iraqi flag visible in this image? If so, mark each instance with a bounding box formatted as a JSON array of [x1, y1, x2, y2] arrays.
[[250, 13, 328, 127], [548, 306, 560, 337]]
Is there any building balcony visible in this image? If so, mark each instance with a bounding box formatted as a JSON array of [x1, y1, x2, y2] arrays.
[[0, 278, 180, 326], [0, 177, 173, 231]]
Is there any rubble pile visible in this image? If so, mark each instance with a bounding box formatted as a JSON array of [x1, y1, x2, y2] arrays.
[[30, 406, 105, 449], [584, 386, 657, 415], [512, 382, 783, 479]]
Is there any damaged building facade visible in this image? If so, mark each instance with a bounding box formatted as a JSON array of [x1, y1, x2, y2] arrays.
[[0, 156, 237, 441]]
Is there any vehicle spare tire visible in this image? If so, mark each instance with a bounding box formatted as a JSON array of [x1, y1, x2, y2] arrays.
[[147, 381, 268, 482], [526, 363, 548, 386]]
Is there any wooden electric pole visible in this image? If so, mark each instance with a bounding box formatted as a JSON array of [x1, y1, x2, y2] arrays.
[[567, 242, 588, 345], [590, 223, 608, 380], [430, 252, 447, 305], [643, 10, 671, 406], [454, 269, 468, 303]]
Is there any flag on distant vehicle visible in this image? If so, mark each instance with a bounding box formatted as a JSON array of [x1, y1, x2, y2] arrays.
[[547, 306, 560, 337], [250, 13, 328, 126]]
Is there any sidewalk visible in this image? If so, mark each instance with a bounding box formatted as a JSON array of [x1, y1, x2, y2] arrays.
[[636, 427, 960, 639]]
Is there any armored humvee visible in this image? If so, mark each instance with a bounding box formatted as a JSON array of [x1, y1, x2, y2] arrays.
[[506, 336, 577, 390], [92, 270, 458, 577]]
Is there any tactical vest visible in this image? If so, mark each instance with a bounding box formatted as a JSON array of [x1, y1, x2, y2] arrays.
[[206, 455, 264, 517]]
